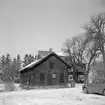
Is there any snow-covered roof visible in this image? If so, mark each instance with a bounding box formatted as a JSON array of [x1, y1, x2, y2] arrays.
[[55, 52, 66, 56], [21, 59, 40, 70], [21, 52, 51, 71], [38, 50, 66, 57], [21, 52, 66, 70], [21, 52, 72, 72]]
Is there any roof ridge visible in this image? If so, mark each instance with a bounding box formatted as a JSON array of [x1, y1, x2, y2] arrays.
[[21, 52, 72, 73]]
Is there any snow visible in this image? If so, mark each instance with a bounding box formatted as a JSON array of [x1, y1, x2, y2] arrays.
[[55, 52, 66, 56], [0, 84, 105, 105], [21, 60, 40, 70], [21, 51, 52, 70], [21, 52, 66, 71]]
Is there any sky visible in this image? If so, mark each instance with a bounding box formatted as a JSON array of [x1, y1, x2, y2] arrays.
[[0, 0, 105, 58]]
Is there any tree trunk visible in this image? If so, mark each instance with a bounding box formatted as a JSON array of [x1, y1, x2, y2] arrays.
[[84, 65, 89, 84], [101, 46, 105, 70], [84, 56, 93, 84], [27, 77, 30, 89], [102, 53, 105, 69]]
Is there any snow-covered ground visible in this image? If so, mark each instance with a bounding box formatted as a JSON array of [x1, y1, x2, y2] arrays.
[[0, 84, 105, 105]]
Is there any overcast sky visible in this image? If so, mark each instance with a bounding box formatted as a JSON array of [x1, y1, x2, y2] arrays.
[[0, 0, 105, 58]]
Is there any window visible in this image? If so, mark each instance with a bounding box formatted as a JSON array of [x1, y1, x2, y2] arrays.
[[49, 62, 54, 69], [93, 79, 100, 84], [68, 68, 73, 72], [68, 75, 73, 81], [59, 73, 64, 83], [52, 73, 56, 78], [40, 73, 45, 84]]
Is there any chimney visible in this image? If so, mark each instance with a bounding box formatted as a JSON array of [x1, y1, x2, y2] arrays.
[[49, 48, 53, 53]]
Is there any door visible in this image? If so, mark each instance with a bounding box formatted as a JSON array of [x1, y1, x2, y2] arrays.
[[97, 79, 105, 94], [88, 79, 100, 93], [40, 73, 45, 85], [59, 73, 64, 84], [47, 74, 52, 86]]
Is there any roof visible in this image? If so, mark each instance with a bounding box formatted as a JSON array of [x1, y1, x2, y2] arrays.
[[55, 52, 66, 57], [21, 52, 73, 73], [38, 50, 50, 57], [38, 50, 67, 58]]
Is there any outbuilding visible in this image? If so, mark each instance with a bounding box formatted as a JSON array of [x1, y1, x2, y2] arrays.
[[20, 52, 73, 87]]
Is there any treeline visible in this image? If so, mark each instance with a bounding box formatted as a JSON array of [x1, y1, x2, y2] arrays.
[[0, 54, 37, 82]]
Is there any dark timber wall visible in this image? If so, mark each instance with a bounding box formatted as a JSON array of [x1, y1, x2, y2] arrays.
[[20, 56, 69, 87]]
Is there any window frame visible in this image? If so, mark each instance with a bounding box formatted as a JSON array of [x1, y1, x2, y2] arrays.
[[49, 61, 54, 69], [59, 73, 64, 83], [40, 73, 45, 84]]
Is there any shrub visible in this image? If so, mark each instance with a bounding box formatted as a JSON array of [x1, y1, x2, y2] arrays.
[[4, 81, 15, 92]]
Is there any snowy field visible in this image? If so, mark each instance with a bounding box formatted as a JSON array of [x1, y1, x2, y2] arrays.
[[0, 84, 105, 105]]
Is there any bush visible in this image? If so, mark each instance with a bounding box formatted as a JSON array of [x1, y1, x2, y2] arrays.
[[4, 81, 15, 92]]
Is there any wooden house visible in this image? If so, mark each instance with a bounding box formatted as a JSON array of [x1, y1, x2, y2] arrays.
[[20, 52, 73, 87]]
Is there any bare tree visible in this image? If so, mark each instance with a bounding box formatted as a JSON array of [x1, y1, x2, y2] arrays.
[[83, 13, 105, 68], [82, 13, 105, 83], [62, 34, 86, 64], [62, 34, 87, 82], [62, 13, 105, 83], [83, 40, 101, 83]]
